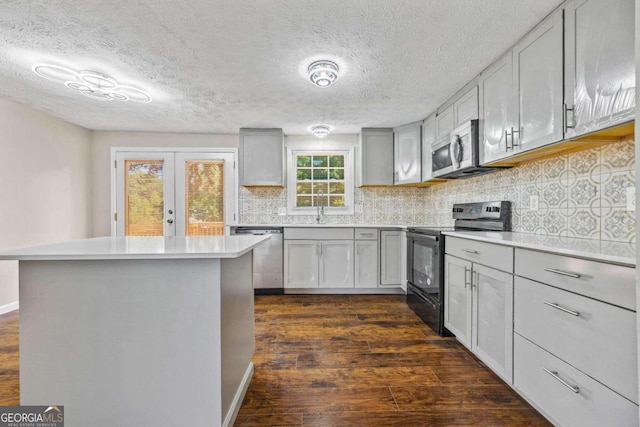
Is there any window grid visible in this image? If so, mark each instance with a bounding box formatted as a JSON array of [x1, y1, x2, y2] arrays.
[[295, 154, 346, 208]]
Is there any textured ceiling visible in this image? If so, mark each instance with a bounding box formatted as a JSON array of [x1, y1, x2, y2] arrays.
[[0, 0, 563, 135]]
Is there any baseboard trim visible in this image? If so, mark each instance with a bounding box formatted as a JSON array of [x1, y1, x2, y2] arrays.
[[222, 362, 253, 427], [284, 288, 405, 295], [0, 301, 18, 316]]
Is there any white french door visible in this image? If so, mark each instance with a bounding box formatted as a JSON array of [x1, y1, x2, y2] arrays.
[[114, 150, 236, 237]]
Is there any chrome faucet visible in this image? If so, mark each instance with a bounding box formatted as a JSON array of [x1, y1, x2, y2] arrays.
[[316, 190, 325, 224]]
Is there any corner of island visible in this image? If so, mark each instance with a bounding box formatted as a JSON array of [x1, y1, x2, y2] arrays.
[[0, 235, 270, 427]]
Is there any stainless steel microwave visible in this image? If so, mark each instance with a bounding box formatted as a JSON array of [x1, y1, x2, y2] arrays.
[[431, 120, 505, 179]]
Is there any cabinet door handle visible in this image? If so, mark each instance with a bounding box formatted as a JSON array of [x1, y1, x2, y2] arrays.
[[543, 268, 581, 278], [461, 249, 478, 254], [464, 266, 471, 288], [316, 243, 321, 256], [563, 104, 576, 132], [543, 301, 580, 317], [543, 368, 580, 394], [510, 127, 520, 147], [471, 271, 478, 289], [505, 129, 512, 151]]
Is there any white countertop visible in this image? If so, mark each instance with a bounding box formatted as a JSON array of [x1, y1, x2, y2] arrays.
[[235, 224, 406, 229], [443, 231, 636, 267], [0, 235, 270, 261]]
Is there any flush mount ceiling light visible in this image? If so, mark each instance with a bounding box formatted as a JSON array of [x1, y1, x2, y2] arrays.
[[32, 64, 152, 103], [308, 60, 339, 88], [311, 125, 331, 138]]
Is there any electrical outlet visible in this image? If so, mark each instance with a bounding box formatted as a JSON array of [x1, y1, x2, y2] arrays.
[[626, 187, 636, 211], [278, 207, 287, 216], [529, 195, 539, 211]]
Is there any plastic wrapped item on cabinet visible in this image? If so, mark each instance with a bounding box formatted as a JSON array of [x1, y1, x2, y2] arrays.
[[570, 0, 635, 136]]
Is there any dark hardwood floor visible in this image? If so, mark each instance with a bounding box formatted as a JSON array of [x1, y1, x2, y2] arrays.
[[236, 295, 550, 426], [0, 295, 550, 426]]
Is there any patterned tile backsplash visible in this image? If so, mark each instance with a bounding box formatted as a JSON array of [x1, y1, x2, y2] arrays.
[[239, 139, 636, 243]]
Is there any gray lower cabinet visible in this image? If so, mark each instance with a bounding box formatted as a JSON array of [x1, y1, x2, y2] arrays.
[[513, 247, 638, 426], [357, 128, 394, 187], [514, 334, 638, 427], [564, 0, 635, 138], [379, 230, 403, 287], [393, 121, 422, 184], [444, 237, 514, 383], [354, 229, 378, 288], [239, 128, 284, 186]]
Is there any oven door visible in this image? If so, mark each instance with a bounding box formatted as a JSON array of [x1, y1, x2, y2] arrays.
[[406, 232, 442, 305]]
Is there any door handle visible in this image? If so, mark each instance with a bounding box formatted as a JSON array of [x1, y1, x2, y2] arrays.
[[505, 129, 512, 151], [510, 127, 520, 147], [464, 266, 471, 288]]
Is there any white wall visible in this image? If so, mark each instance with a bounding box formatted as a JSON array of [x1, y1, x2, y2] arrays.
[[0, 97, 91, 312], [90, 131, 238, 236]]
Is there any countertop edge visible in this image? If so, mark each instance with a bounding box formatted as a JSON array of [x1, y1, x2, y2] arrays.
[[0, 235, 271, 261], [442, 231, 635, 267]]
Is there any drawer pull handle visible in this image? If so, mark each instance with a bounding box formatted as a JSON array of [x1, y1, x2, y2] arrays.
[[543, 301, 580, 317], [543, 268, 581, 278], [543, 368, 580, 394], [461, 249, 479, 254]]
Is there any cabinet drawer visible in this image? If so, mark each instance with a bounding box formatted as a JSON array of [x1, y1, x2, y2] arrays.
[[355, 228, 378, 240], [284, 228, 354, 240], [445, 237, 513, 273], [515, 248, 635, 310], [514, 276, 637, 403], [514, 334, 639, 427]]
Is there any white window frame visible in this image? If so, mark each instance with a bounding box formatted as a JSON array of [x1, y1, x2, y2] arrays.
[[286, 147, 354, 215]]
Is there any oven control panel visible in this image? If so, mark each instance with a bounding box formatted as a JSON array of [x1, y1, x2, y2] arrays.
[[452, 201, 511, 221]]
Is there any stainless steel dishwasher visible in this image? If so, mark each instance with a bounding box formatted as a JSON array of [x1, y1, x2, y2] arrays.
[[231, 227, 283, 294]]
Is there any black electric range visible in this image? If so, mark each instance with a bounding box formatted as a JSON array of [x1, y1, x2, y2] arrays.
[[406, 201, 511, 336]]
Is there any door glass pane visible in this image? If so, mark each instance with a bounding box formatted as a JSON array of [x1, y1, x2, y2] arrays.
[[124, 160, 165, 236], [185, 161, 225, 236]]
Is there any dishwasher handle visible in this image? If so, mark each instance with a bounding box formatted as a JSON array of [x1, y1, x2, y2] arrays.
[[232, 227, 283, 235]]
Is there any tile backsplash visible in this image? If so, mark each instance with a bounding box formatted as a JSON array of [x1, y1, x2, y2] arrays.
[[239, 139, 635, 243]]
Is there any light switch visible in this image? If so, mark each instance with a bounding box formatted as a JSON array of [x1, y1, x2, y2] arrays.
[[278, 207, 287, 216], [529, 195, 539, 211]]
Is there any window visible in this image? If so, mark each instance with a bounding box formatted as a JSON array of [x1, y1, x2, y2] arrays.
[[287, 148, 354, 215]]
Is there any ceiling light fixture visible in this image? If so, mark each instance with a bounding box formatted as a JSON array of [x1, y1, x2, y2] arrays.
[[32, 64, 152, 103], [311, 125, 331, 138], [308, 60, 339, 88]]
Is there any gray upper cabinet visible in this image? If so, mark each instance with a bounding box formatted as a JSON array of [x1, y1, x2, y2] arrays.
[[453, 84, 479, 126], [437, 83, 478, 141], [421, 114, 437, 182], [239, 128, 284, 186], [393, 121, 422, 185], [479, 52, 516, 165], [357, 128, 394, 187], [512, 8, 564, 153], [480, 9, 563, 165], [564, 0, 635, 138], [436, 105, 455, 140]]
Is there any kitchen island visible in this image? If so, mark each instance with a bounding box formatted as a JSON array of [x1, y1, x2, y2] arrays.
[[0, 235, 269, 427]]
